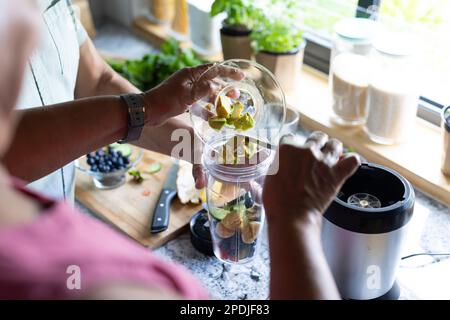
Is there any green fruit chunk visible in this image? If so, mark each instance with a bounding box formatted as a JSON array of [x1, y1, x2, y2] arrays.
[[209, 207, 230, 220], [147, 162, 162, 174], [208, 117, 227, 131], [234, 113, 255, 131], [230, 101, 244, 121], [216, 95, 232, 118], [111, 144, 132, 157]]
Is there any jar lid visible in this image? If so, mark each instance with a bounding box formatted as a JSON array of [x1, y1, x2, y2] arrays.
[[373, 32, 415, 57], [443, 106, 450, 133], [334, 18, 377, 42], [190, 59, 287, 148]]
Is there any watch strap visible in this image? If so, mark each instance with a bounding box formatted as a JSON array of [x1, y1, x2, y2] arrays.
[[119, 93, 146, 144]]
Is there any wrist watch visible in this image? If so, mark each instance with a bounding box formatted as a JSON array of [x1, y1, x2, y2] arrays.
[[118, 93, 146, 144]]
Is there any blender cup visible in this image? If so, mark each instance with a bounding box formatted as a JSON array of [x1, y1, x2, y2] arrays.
[[203, 135, 275, 264], [191, 59, 287, 264]]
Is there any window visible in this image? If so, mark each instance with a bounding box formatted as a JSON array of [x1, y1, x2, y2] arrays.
[[378, 0, 450, 108], [299, 0, 449, 125]]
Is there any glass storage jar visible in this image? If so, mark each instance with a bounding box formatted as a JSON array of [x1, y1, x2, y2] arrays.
[[329, 18, 376, 126], [365, 35, 420, 145]]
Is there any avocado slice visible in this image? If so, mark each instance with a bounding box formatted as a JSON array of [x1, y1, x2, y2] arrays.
[[209, 207, 230, 221], [234, 113, 255, 131], [216, 95, 232, 118], [208, 116, 227, 131], [230, 101, 244, 121]]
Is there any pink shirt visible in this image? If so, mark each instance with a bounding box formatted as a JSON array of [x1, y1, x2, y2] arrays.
[[0, 180, 209, 299]]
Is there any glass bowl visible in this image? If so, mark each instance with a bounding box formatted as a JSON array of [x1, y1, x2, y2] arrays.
[[190, 59, 287, 147], [75, 144, 143, 190]]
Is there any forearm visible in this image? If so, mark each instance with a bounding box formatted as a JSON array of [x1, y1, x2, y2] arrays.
[[268, 217, 340, 300], [4, 96, 127, 182]]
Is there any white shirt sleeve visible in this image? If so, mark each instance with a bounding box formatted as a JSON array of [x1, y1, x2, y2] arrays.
[[67, 0, 89, 46]]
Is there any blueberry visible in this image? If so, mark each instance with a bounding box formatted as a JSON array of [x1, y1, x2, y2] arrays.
[[87, 158, 96, 166], [106, 160, 113, 167], [94, 155, 100, 162], [87, 153, 94, 159], [99, 166, 107, 173], [123, 157, 130, 165], [110, 151, 118, 158], [107, 146, 114, 153], [117, 151, 123, 157], [117, 157, 124, 166], [96, 150, 105, 157], [104, 165, 111, 172], [91, 165, 98, 172]]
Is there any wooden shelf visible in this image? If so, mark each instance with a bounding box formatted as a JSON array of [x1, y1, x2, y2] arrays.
[[286, 66, 450, 207], [132, 16, 223, 62]]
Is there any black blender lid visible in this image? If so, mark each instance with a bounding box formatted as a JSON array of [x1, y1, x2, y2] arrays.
[[189, 209, 214, 256], [324, 163, 415, 234], [444, 106, 450, 133]]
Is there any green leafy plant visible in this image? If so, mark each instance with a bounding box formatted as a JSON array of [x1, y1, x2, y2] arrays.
[[210, 0, 261, 30], [251, 16, 304, 54], [108, 39, 204, 92]]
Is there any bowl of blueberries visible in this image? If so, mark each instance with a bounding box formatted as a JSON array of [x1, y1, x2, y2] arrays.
[[76, 143, 143, 190]]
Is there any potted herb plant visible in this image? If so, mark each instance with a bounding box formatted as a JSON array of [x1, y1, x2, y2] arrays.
[[252, 12, 305, 91], [210, 0, 259, 60]]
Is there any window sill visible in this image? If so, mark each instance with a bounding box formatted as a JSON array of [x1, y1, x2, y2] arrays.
[[287, 66, 450, 207]]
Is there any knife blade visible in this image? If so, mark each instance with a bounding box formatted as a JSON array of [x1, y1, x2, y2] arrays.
[[151, 162, 179, 233]]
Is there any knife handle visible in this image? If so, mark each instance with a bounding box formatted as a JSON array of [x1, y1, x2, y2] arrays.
[[151, 188, 177, 234]]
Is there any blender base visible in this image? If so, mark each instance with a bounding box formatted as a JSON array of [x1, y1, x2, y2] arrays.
[[346, 281, 401, 300], [374, 281, 400, 300]]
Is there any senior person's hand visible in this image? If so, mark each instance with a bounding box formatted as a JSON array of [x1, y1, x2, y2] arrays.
[[142, 63, 245, 126], [141, 63, 244, 189], [263, 132, 361, 230]]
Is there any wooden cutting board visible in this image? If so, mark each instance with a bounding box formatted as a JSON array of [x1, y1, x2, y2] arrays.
[[75, 150, 202, 248]]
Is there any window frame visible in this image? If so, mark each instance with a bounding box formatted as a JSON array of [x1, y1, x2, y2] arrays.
[[302, 0, 445, 127]]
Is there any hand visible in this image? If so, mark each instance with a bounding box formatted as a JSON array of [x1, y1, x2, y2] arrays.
[[143, 63, 245, 126], [263, 132, 360, 230]]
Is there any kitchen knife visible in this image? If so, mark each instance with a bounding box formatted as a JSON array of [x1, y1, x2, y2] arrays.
[[151, 162, 179, 233]]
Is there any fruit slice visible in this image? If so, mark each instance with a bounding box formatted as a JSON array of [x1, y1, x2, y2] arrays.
[[221, 211, 242, 230], [234, 113, 255, 131], [241, 221, 261, 244], [209, 207, 230, 221], [147, 162, 162, 174], [216, 222, 235, 239], [216, 95, 232, 118], [230, 101, 244, 121], [111, 144, 132, 157], [208, 116, 227, 131]]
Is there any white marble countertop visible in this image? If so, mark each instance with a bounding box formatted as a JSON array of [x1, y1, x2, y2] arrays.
[[91, 21, 450, 300]]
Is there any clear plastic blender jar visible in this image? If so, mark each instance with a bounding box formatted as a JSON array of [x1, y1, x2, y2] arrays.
[[191, 59, 287, 264]]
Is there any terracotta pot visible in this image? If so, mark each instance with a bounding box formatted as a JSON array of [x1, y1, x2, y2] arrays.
[[220, 26, 253, 61], [255, 42, 306, 91]]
